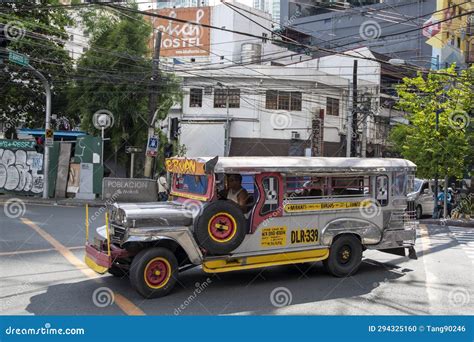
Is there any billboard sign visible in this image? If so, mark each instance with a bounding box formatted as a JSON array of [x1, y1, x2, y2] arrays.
[[151, 7, 211, 57]]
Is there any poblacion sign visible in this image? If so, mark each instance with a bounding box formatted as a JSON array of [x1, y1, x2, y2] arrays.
[[102, 178, 157, 202]]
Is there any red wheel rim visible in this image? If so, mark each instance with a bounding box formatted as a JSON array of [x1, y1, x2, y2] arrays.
[[145, 259, 169, 287], [209, 214, 235, 241]]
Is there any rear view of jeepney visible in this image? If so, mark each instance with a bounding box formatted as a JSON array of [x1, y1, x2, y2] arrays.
[[85, 156, 418, 299]]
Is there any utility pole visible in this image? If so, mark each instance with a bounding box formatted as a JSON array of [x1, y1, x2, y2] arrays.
[[345, 79, 352, 157], [225, 88, 230, 156], [144, 31, 162, 178], [351, 59, 358, 157], [30, 66, 52, 199], [217, 82, 231, 156]]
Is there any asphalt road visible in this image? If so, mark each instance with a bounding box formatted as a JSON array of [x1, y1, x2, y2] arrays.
[[1, 203, 473, 316]]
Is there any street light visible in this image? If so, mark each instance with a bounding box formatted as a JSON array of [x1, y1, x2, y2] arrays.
[[93, 110, 113, 167]]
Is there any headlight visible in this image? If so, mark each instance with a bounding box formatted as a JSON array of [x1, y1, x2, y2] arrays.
[[115, 209, 127, 225]]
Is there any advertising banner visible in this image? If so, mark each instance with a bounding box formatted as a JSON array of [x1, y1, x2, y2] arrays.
[[150, 7, 211, 57]]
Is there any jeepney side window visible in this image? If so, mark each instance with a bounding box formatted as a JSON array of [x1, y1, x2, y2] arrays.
[[407, 173, 415, 194], [391, 171, 407, 197], [261, 176, 280, 215], [376, 175, 389, 206], [285, 175, 326, 198], [329, 176, 371, 197]]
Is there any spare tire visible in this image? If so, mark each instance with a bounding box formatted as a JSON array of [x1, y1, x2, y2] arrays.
[[194, 200, 247, 255]]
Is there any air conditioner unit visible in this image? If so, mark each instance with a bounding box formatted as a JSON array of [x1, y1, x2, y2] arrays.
[[291, 131, 300, 140]]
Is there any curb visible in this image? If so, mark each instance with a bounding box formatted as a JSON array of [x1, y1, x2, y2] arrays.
[[420, 219, 474, 228]]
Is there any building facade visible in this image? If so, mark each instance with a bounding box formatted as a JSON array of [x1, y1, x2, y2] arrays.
[[148, 2, 289, 66], [426, 0, 474, 68], [253, 0, 281, 24], [167, 66, 376, 158], [279, 0, 438, 69]]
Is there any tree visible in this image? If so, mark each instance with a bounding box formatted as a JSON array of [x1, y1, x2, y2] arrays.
[[389, 65, 474, 180], [68, 4, 181, 173], [0, 0, 75, 132]]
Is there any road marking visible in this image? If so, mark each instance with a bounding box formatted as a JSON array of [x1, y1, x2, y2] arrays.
[[448, 226, 474, 264], [419, 223, 441, 314], [0, 246, 83, 256], [20, 218, 145, 316]]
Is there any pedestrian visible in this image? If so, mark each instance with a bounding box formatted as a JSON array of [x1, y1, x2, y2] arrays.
[[157, 171, 169, 201]]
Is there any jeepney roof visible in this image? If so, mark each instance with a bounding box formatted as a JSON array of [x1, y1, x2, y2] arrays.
[[184, 157, 416, 173]]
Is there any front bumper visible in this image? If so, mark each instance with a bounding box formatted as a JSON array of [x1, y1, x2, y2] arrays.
[[84, 241, 130, 274]]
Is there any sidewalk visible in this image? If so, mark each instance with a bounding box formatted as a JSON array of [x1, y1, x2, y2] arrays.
[[420, 218, 474, 228], [0, 193, 107, 207]]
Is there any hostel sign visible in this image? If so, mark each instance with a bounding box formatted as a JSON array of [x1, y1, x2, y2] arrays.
[[151, 7, 211, 57]]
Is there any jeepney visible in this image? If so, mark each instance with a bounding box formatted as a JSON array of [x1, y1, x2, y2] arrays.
[[85, 157, 418, 298]]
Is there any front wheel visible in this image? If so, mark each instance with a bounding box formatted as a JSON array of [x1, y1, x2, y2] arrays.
[[130, 247, 178, 298], [323, 235, 362, 277]]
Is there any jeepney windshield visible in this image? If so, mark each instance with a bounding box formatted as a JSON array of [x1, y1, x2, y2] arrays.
[[172, 174, 210, 196]]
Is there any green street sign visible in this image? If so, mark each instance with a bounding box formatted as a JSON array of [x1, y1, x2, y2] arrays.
[[8, 51, 29, 66]]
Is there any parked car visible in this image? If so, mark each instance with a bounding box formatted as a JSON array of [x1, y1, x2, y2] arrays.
[[408, 178, 435, 219]]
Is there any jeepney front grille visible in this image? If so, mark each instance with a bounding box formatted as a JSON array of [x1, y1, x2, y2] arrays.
[[388, 209, 417, 230], [111, 224, 126, 243]]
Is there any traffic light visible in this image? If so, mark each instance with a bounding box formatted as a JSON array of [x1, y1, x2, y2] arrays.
[[170, 118, 179, 141], [164, 143, 173, 158], [34, 136, 44, 154]]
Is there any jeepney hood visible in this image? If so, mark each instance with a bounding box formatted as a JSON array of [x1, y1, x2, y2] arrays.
[[111, 202, 194, 228]]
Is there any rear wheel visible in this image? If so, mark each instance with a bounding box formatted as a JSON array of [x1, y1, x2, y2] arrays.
[[130, 247, 178, 298], [323, 235, 362, 277]]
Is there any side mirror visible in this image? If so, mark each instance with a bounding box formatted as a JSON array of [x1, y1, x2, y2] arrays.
[[423, 188, 430, 194]]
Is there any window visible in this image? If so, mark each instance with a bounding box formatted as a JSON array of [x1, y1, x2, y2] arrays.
[[285, 175, 371, 199], [327, 97, 340, 116], [330, 176, 369, 197], [392, 172, 407, 197], [376, 175, 388, 206], [173, 174, 209, 195], [290, 92, 302, 111], [189, 88, 203, 107], [265, 90, 302, 111], [214, 88, 240, 108], [285, 176, 326, 198], [266, 90, 278, 109]]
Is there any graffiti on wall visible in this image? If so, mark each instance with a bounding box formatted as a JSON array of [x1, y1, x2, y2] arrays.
[[0, 144, 44, 193]]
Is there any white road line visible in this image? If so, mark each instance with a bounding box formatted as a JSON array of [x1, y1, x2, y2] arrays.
[[419, 224, 441, 314], [448, 226, 474, 264]]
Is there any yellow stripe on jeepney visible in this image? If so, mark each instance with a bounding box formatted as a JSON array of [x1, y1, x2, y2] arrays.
[[284, 200, 371, 213]]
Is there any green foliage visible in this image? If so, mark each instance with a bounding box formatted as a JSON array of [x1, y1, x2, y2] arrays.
[[0, 0, 75, 131], [68, 5, 181, 168], [389, 65, 474, 179]]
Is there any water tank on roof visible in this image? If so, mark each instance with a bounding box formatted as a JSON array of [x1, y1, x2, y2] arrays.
[[241, 43, 262, 64]]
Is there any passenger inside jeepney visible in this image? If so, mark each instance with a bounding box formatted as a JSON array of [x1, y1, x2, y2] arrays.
[[218, 174, 250, 213], [302, 177, 323, 197]]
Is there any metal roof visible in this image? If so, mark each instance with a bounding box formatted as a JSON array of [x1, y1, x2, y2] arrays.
[[18, 128, 87, 139], [195, 157, 416, 173]]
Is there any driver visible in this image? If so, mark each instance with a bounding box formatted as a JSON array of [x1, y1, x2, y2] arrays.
[[225, 174, 249, 212]]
